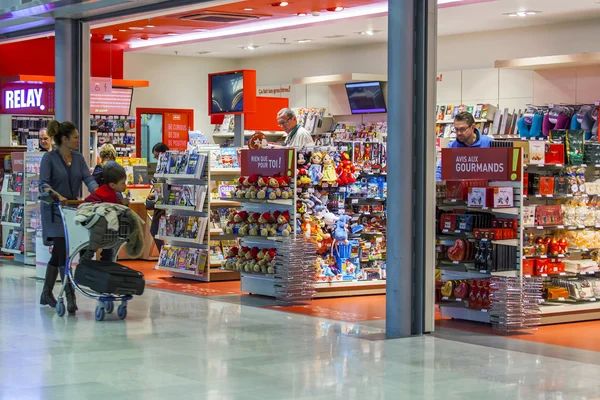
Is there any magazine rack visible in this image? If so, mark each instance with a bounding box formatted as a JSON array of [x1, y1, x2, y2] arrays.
[[153, 150, 239, 282]]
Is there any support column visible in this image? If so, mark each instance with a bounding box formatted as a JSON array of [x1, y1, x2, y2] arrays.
[[55, 18, 91, 187], [386, 0, 436, 338], [386, 0, 415, 338]]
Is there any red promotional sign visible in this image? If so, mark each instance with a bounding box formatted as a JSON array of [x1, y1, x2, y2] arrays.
[[441, 147, 522, 181], [164, 113, 190, 151], [90, 87, 132, 115], [1, 83, 55, 115], [239, 148, 295, 177], [11, 152, 24, 173]]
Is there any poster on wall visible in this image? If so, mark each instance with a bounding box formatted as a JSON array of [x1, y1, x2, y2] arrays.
[[164, 113, 190, 151]]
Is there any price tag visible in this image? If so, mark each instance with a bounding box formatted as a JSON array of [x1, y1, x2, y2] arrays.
[[450, 199, 457, 203], [546, 195, 554, 198], [537, 226, 544, 230], [523, 195, 528, 198], [442, 296, 449, 300], [352, 199, 358, 204], [480, 270, 488, 274], [376, 237, 383, 243], [540, 255, 547, 259], [560, 272, 567, 276], [557, 225, 565, 229], [482, 207, 489, 210], [591, 298, 597, 302], [481, 309, 488, 313], [442, 229, 449, 233], [558, 254, 565, 258], [541, 274, 548, 277], [558, 297, 565, 301], [456, 298, 462, 302], [452, 261, 459, 264], [481, 238, 489, 242], [455, 230, 461, 233], [524, 275, 532, 278], [578, 225, 586, 229], [535, 194, 542, 198], [339, 187, 346, 193]]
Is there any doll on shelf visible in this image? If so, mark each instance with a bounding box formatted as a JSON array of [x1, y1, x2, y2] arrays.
[[320, 153, 338, 185], [308, 152, 323, 186]]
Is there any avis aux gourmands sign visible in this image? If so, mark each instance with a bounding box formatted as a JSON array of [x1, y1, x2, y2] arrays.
[[441, 147, 522, 181]]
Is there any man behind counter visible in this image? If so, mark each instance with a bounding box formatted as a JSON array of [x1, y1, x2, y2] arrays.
[[436, 111, 493, 180], [277, 108, 315, 148]]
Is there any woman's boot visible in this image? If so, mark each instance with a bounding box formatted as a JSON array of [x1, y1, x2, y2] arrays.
[[40, 265, 59, 307], [65, 283, 78, 314]]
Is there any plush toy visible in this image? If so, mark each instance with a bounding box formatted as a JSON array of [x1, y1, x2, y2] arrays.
[[336, 152, 356, 186], [268, 176, 282, 198], [308, 152, 323, 185], [234, 211, 248, 224], [333, 215, 351, 244], [248, 224, 259, 236], [297, 168, 312, 187], [320, 153, 338, 185]]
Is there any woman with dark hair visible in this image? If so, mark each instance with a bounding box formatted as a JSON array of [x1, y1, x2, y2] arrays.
[[147, 142, 169, 252], [39, 120, 99, 314]]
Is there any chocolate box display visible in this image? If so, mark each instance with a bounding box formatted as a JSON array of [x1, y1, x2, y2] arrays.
[[440, 214, 458, 231], [535, 205, 564, 226], [545, 143, 565, 165], [529, 142, 546, 165], [493, 187, 514, 208], [539, 177, 555, 196], [566, 130, 584, 165]]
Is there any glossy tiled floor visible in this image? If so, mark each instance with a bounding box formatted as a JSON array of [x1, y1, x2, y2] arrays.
[[2, 261, 600, 400]]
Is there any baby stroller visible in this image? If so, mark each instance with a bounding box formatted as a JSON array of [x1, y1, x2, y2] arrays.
[[52, 200, 145, 321]]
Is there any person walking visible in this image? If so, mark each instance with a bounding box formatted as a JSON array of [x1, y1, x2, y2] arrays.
[[39, 120, 99, 314]]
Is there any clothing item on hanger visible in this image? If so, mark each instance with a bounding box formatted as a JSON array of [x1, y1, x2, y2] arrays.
[[542, 112, 570, 136], [517, 113, 543, 139], [571, 113, 581, 130]]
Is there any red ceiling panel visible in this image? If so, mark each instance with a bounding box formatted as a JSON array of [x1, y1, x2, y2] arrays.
[[91, 0, 382, 44]]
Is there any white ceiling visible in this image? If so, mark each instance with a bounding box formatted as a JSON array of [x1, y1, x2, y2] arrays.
[[133, 0, 600, 58]]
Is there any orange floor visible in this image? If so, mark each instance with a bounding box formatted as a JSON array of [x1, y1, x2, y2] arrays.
[[123, 260, 600, 352]]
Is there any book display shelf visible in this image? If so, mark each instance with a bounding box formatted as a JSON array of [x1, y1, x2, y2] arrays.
[[153, 149, 239, 282]]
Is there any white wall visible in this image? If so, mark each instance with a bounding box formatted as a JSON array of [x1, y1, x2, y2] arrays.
[[124, 53, 238, 138], [438, 18, 600, 71]]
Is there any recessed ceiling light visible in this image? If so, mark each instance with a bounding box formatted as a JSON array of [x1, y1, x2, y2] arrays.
[[118, 29, 127, 32], [244, 8, 253, 11], [504, 10, 540, 17], [146, 25, 155, 28], [297, 12, 307, 16], [279, 1, 289, 6], [335, 7, 344, 11], [129, 27, 144, 30], [297, 39, 312, 43], [194, 28, 208, 31], [243, 45, 259, 50], [167, 33, 178, 36], [326, 6, 344, 11], [359, 30, 375, 36]]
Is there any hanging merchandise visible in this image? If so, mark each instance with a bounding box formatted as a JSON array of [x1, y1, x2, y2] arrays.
[[517, 107, 544, 139]]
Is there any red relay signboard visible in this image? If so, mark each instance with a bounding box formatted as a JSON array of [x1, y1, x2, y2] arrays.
[[164, 113, 190, 151], [239, 148, 296, 177], [441, 147, 522, 181], [1, 83, 55, 115]]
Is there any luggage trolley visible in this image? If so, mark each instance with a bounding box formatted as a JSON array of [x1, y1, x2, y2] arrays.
[[56, 203, 138, 321]]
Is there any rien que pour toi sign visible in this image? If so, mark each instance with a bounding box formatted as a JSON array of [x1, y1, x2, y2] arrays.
[[239, 148, 296, 177], [441, 147, 522, 181]]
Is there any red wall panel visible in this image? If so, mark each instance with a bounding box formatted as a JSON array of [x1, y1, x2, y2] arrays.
[[0, 38, 124, 79]]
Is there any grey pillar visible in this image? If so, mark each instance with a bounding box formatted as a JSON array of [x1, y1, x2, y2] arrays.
[[386, 0, 415, 338], [386, 0, 436, 338], [55, 18, 88, 131], [233, 114, 244, 148]]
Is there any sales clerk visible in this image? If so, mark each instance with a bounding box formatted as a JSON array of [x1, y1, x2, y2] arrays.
[[436, 111, 493, 180], [277, 108, 315, 148]]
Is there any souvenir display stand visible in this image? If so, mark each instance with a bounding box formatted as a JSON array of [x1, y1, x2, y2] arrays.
[[218, 148, 299, 297], [153, 150, 239, 282]]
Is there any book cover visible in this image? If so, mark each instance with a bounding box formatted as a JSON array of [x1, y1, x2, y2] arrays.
[[177, 248, 189, 270], [156, 152, 169, 175], [197, 250, 208, 276], [167, 185, 184, 206], [474, 104, 483, 119], [437, 106, 446, 121], [220, 148, 239, 168], [174, 152, 188, 175], [14, 173, 23, 194], [481, 104, 489, 119], [173, 216, 187, 237], [132, 165, 149, 185], [186, 153, 200, 176], [168, 152, 178, 174], [444, 105, 453, 121], [186, 217, 199, 240], [185, 249, 200, 272], [467, 106, 475, 115], [210, 241, 223, 262]]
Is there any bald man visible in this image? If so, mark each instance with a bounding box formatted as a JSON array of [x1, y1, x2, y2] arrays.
[[39, 129, 53, 152]]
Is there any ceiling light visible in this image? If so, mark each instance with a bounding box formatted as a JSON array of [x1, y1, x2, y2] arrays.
[[244, 8, 253, 11], [326, 6, 344, 12], [504, 10, 540, 17], [146, 25, 155, 28], [129, 27, 144, 30], [243, 45, 259, 50], [280, 1, 289, 5], [118, 29, 127, 32], [359, 30, 375, 36], [297, 39, 312, 43], [297, 12, 307, 16], [167, 33, 178, 36], [129, 2, 388, 49]]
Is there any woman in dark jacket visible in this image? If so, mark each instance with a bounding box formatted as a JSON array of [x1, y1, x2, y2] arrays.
[[147, 142, 169, 253], [39, 120, 99, 314]]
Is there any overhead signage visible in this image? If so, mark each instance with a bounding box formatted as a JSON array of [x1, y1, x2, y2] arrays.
[[1, 83, 55, 115], [239, 148, 295, 177], [91, 77, 113, 93], [441, 147, 522, 181]]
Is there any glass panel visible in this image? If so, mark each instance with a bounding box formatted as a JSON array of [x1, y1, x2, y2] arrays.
[[140, 113, 163, 160]]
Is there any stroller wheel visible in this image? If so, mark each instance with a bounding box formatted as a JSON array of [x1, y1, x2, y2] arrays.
[[105, 301, 114, 314], [56, 300, 66, 317], [95, 306, 106, 321], [117, 304, 127, 320]]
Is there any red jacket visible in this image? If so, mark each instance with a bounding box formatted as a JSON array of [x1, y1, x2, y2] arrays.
[[85, 184, 120, 204]]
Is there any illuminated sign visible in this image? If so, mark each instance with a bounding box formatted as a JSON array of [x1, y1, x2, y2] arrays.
[[5, 88, 45, 110]]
